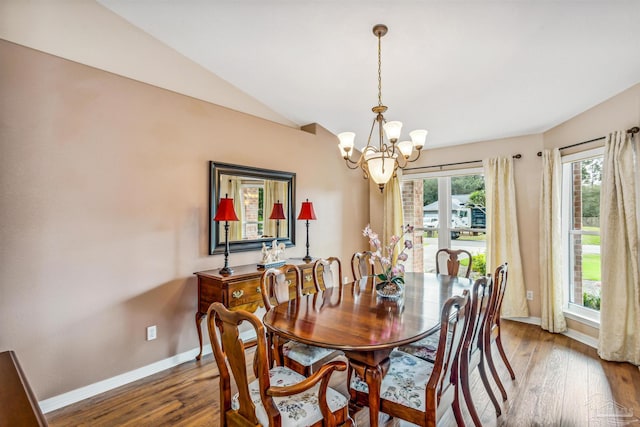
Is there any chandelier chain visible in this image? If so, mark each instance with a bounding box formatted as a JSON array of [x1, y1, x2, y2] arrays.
[[377, 33, 382, 107]]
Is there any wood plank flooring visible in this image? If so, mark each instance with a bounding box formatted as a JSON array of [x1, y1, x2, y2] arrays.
[[46, 320, 640, 426]]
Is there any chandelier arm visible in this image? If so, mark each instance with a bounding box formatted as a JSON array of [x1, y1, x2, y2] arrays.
[[344, 158, 362, 170], [406, 149, 423, 164]]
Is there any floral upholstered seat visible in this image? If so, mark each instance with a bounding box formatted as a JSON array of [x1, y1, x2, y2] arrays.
[[351, 350, 435, 411], [397, 330, 452, 363], [283, 341, 337, 366], [233, 365, 349, 426]]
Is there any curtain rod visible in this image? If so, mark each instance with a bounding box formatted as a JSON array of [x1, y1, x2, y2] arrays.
[[403, 154, 522, 172], [536, 126, 639, 157]]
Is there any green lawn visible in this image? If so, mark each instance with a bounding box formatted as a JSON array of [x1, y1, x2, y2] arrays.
[[582, 226, 601, 245], [583, 253, 601, 281]]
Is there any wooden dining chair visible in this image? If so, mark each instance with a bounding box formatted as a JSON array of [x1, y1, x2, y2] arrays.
[[459, 275, 502, 426], [312, 257, 343, 291], [350, 291, 471, 427], [261, 264, 340, 376], [482, 262, 515, 402], [207, 302, 353, 427], [350, 251, 383, 281], [436, 248, 473, 278]]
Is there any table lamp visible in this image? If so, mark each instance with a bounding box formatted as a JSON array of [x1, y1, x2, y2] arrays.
[[269, 200, 286, 239], [214, 194, 239, 276], [297, 198, 317, 263]]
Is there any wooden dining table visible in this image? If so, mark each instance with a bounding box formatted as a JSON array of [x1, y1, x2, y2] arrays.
[[262, 272, 473, 427]]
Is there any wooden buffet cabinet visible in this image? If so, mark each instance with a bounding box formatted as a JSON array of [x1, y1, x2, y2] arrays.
[[193, 259, 319, 360]]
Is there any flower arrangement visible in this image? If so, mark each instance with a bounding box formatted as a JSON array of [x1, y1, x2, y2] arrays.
[[363, 224, 414, 295]]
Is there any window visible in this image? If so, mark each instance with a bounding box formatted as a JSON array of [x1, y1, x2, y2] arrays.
[[401, 169, 486, 276], [561, 148, 603, 324]]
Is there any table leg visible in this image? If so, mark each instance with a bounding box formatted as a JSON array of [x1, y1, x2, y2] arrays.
[[195, 311, 205, 360], [349, 358, 390, 427]]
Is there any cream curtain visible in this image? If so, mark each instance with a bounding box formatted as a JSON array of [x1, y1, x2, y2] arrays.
[[383, 175, 404, 263], [264, 181, 288, 238], [598, 131, 640, 365], [484, 156, 529, 318], [539, 149, 567, 333]]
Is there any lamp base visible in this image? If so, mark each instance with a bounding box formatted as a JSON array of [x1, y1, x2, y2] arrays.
[[219, 266, 234, 276], [302, 255, 313, 263]]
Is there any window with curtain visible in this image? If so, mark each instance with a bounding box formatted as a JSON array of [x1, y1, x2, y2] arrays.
[[401, 169, 486, 275], [561, 147, 604, 324]]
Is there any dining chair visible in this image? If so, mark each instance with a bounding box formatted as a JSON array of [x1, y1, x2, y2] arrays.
[[261, 264, 340, 376], [482, 262, 515, 402], [207, 302, 353, 427], [350, 251, 383, 281], [350, 291, 471, 427], [312, 257, 343, 291], [459, 275, 502, 425], [436, 248, 473, 278]]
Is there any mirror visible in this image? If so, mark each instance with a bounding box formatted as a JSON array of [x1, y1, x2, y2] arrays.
[[210, 162, 296, 255]]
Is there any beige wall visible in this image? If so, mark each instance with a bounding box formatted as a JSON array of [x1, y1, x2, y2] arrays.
[[0, 40, 369, 399]]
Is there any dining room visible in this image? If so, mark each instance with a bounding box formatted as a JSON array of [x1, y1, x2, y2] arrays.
[[1, 1, 640, 426]]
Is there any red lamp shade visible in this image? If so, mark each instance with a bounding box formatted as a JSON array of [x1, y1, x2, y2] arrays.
[[269, 201, 286, 220], [297, 199, 317, 220], [214, 197, 239, 222]]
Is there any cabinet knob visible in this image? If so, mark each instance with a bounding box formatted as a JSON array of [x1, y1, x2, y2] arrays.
[[232, 290, 244, 299]]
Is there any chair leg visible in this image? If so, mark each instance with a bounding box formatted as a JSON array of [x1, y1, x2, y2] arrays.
[[460, 362, 482, 427], [485, 341, 508, 401], [478, 354, 502, 416], [495, 333, 516, 380], [452, 386, 466, 427]]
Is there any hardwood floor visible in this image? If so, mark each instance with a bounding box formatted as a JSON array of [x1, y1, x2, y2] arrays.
[[46, 320, 640, 426]]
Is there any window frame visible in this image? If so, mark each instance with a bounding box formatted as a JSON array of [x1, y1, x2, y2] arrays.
[[560, 147, 604, 326]]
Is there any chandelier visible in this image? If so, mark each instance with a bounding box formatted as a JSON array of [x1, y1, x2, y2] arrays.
[[338, 24, 428, 191]]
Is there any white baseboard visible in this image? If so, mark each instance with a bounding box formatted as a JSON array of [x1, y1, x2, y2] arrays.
[[38, 344, 212, 414], [506, 316, 599, 349], [38, 329, 256, 414]]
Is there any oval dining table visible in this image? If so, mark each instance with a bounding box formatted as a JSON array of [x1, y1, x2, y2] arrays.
[[262, 272, 473, 427]]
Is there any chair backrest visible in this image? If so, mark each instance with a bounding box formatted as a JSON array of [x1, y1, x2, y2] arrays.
[[351, 251, 383, 280], [207, 302, 272, 426], [312, 257, 342, 291], [260, 264, 302, 311], [435, 248, 473, 278], [488, 262, 508, 331], [426, 290, 470, 413], [462, 276, 494, 360]]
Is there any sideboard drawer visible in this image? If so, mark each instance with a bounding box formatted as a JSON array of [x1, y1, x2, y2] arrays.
[[226, 278, 263, 309]]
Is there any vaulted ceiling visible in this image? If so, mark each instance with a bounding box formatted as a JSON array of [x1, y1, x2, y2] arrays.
[[97, 1, 640, 149]]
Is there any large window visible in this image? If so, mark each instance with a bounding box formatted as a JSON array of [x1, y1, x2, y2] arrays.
[[561, 148, 603, 323], [402, 169, 486, 276]]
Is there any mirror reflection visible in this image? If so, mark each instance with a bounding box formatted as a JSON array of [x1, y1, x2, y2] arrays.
[[218, 174, 289, 241], [210, 162, 296, 255]]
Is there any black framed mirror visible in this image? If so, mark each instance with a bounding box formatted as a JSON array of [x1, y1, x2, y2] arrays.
[[210, 162, 296, 255]]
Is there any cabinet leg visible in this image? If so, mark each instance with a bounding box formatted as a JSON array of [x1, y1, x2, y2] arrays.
[[195, 311, 206, 360]]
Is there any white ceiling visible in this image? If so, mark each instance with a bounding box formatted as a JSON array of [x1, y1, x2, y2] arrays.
[[97, 0, 640, 149]]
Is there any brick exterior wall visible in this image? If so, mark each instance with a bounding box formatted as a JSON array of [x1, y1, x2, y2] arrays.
[[400, 179, 424, 272]]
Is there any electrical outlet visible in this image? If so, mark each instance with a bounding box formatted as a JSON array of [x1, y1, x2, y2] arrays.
[[526, 291, 533, 301], [146, 325, 157, 341]]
